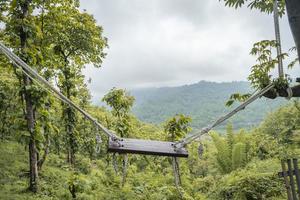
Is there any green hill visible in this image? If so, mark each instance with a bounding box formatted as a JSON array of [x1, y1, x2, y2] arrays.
[[131, 81, 287, 130]]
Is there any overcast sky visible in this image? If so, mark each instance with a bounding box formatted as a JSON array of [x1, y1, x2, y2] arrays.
[[80, 0, 299, 101]]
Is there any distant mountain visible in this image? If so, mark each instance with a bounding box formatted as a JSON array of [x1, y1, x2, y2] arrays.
[[130, 81, 287, 130]]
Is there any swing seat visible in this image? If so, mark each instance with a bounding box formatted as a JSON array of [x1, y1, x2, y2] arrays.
[[108, 138, 189, 157]]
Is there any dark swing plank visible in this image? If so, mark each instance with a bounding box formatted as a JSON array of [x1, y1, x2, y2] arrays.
[[108, 138, 189, 158]]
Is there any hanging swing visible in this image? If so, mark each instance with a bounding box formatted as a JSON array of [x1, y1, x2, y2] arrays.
[[0, 0, 299, 159]]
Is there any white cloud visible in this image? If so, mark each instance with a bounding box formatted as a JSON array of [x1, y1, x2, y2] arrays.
[[80, 0, 299, 102]]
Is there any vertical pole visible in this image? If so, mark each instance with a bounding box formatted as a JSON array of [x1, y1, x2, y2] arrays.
[[273, 0, 284, 78], [285, 0, 300, 62], [288, 159, 298, 200], [293, 159, 300, 199], [282, 160, 293, 200]]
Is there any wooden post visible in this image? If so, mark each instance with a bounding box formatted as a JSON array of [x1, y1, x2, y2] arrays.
[[293, 159, 300, 199], [288, 159, 298, 200], [282, 160, 293, 200]]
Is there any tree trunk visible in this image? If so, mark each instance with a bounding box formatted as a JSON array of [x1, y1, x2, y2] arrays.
[[23, 74, 38, 192], [285, 0, 300, 61], [69, 184, 76, 199], [37, 133, 50, 171], [66, 104, 76, 166], [67, 120, 76, 166], [19, 0, 38, 192], [62, 65, 76, 166]]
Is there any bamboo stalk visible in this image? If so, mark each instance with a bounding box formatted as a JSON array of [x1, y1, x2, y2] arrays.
[[288, 159, 298, 200], [282, 160, 293, 200], [293, 159, 300, 199]]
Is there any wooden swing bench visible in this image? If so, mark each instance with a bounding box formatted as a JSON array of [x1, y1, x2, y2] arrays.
[[1, 0, 295, 159], [108, 138, 189, 157]]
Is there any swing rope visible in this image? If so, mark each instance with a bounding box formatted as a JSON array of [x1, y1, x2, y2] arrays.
[[112, 153, 119, 174], [122, 154, 128, 186], [172, 157, 181, 186], [0, 41, 120, 141], [172, 157, 183, 198], [174, 83, 274, 149]]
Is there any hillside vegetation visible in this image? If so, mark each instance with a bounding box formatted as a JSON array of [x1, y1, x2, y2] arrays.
[[1, 79, 300, 199], [132, 81, 285, 130], [2, 101, 300, 199], [1, 0, 300, 199]]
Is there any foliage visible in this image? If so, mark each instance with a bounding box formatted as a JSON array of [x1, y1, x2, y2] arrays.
[[1, 0, 108, 191], [226, 93, 251, 107], [256, 100, 300, 158], [225, 39, 298, 106], [0, 65, 24, 140], [164, 114, 192, 141], [102, 88, 136, 186], [27, 0, 108, 166], [248, 40, 289, 89], [103, 88, 135, 138], [2, 0, 57, 192], [220, 0, 286, 15], [221, 0, 299, 106], [103, 88, 135, 118], [210, 124, 252, 174], [211, 159, 285, 200], [0, 80, 297, 199]]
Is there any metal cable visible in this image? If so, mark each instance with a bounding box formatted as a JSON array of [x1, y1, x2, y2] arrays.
[[0, 41, 119, 140]]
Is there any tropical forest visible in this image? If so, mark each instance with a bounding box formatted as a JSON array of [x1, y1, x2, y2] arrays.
[[0, 0, 300, 200]]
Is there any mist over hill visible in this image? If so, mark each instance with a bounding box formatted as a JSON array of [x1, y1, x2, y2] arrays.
[[130, 81, 287, 130]]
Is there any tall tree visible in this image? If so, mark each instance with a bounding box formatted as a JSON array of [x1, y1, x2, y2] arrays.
[[103, 88, 135, 186], [164, 114, 192, 193], [43, 1, 108, 165], [164, 114, 192, 142], [102, 88, 135, 138], [1, 0, 107, 191], [3, 0, 42, 192]]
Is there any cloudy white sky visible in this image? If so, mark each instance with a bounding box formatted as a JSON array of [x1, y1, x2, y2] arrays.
[[80, 0, 299, 101]]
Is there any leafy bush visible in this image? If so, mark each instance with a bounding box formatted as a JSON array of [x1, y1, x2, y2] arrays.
[[76, 157, 92, 174], [210, 159, 285, 200]]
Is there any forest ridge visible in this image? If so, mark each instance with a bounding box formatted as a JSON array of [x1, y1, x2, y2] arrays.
[[131, 81, 285, 130]]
